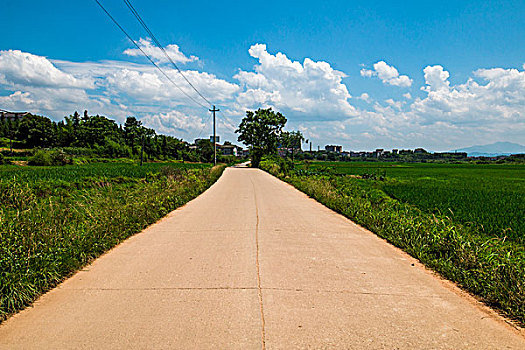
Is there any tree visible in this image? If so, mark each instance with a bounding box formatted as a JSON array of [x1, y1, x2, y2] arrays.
[[16, 114, 55, 148], [195, 139, 214, 163], [75, 114, 119, 147], [236, 108, 287, 167], [280, 130, 306, 165], [124, 116, 142, 154], [137, 126, 155, 165]]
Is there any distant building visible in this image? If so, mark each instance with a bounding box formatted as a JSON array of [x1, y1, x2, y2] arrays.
[[434, 152, 467, 159], [219, 143, 237, 156], [414, 148, 428, 154], [325, 145, 342, 153], [0, 109, 29, 121], [375, 148, 384, 157]]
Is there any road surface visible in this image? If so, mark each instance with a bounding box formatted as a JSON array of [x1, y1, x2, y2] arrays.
[[0, 166, 524, 349]]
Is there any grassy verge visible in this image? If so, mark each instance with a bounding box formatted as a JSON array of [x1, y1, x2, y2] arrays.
[[261, 158, 525, 325], [0, 163, 225, 322]]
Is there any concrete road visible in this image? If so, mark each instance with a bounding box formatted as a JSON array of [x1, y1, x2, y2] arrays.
[[0, 167, 524, 349]]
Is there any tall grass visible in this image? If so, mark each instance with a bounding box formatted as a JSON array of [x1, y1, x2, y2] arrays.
[[0, 163, 224, 321]]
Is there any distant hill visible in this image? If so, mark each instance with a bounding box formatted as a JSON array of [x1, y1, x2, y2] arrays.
[[450, 142, 525, 156]]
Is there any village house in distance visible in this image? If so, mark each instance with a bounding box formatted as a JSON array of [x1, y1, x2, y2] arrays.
[[318, 144, 469, 161], [0, 109, 30, 121], [192, 136, 248, 157]]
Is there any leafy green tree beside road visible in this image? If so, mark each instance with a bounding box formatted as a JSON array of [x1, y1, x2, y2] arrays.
[[280, 130, 306, 164], [236, 108, 287, 167]]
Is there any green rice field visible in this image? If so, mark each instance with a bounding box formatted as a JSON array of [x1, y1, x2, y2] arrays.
[[298, 162, 525, 241]]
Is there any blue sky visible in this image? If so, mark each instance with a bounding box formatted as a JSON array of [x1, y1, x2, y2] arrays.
[[1, 0, 524, 150]]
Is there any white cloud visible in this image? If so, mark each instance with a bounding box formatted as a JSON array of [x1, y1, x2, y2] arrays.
[[413, 65, 525, 126], [1, 46, 523, 150], [56, 59, 239, 107], [123, 38, 198, 64], [233, 44, 357, 120], [358, 92, 371, 102], [360, 61, 412, 87], [385, 98, 404, 110], [141, 110, 204, 136], [0, 50, 93, 89], [422, 65, 450, 92]]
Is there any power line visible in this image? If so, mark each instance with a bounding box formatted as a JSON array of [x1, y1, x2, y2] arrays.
[[94, 0, 208, 109], [122, 0, 212, 106], [194, 112, 213, 142]]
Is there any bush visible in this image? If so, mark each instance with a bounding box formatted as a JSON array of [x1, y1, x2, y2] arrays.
[[28, 149, 72, 166], [0, 153, 11, 165], [96, 138, 133, 158]]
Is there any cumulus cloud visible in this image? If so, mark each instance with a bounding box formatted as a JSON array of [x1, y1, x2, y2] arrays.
[[412, 65, 525, 126], [56, 60, 239, 106], [0, 50, 93, 89], [358, 92, 371, 102], [385, 98, 404, 110], [141, 110, 204, 136], [360, 61, 412, 87], [422, 65, 450, 92], [123, 38, 198, 64], [1, 45, 523, 150], [233, 44, 357, 120], [301, 63, 525, 151]]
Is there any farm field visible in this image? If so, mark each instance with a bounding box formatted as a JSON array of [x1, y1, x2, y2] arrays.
[[298, 161, 525, 241], [0, 161, 210, 182], [0, 161, 223, 321]]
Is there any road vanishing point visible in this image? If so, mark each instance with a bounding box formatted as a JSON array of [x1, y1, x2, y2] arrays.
[[0, 165, 524, 349]]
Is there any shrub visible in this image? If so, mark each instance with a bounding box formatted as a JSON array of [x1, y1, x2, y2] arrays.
[[0, 153, 10, 165], [28, 149, 72, 166]]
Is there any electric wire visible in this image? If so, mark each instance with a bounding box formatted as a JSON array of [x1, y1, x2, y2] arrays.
[[194, 112, 213, 142], [94, 0, 208, 109], [122, 0, 213, 106]]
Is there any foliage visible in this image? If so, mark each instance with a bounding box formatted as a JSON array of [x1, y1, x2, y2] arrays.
[[236, 108, 287, 167], [0, 162, 225, 322], [279, 130, 306, 163], [0, 111, 197, 162], [0, 153, 10, 165], [28, 149, 73, 166], [196, 139, 215, 163], [260, 159, 525, 325], [16, 114, 56, 148]]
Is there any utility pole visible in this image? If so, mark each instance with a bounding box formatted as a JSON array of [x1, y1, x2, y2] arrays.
[[140, 133, 144, 166], [209, 105, 219, 165]]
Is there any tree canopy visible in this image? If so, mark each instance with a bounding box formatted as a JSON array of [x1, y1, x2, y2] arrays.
[[0, 111, 208, 162], [236, 108, 287, 167]]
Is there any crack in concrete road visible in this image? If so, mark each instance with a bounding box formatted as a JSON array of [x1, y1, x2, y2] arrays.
[[250, 174, 266, 350]]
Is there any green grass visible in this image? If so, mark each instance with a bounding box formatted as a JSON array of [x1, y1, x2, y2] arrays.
[[262, 158, 525, 325], [0, 161, 210, 182], [298, 161, 525, 241], [0, 161, 224, 322]]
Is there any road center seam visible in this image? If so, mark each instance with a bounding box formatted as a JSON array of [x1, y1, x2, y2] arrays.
[[250, 174, 266, 350]]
